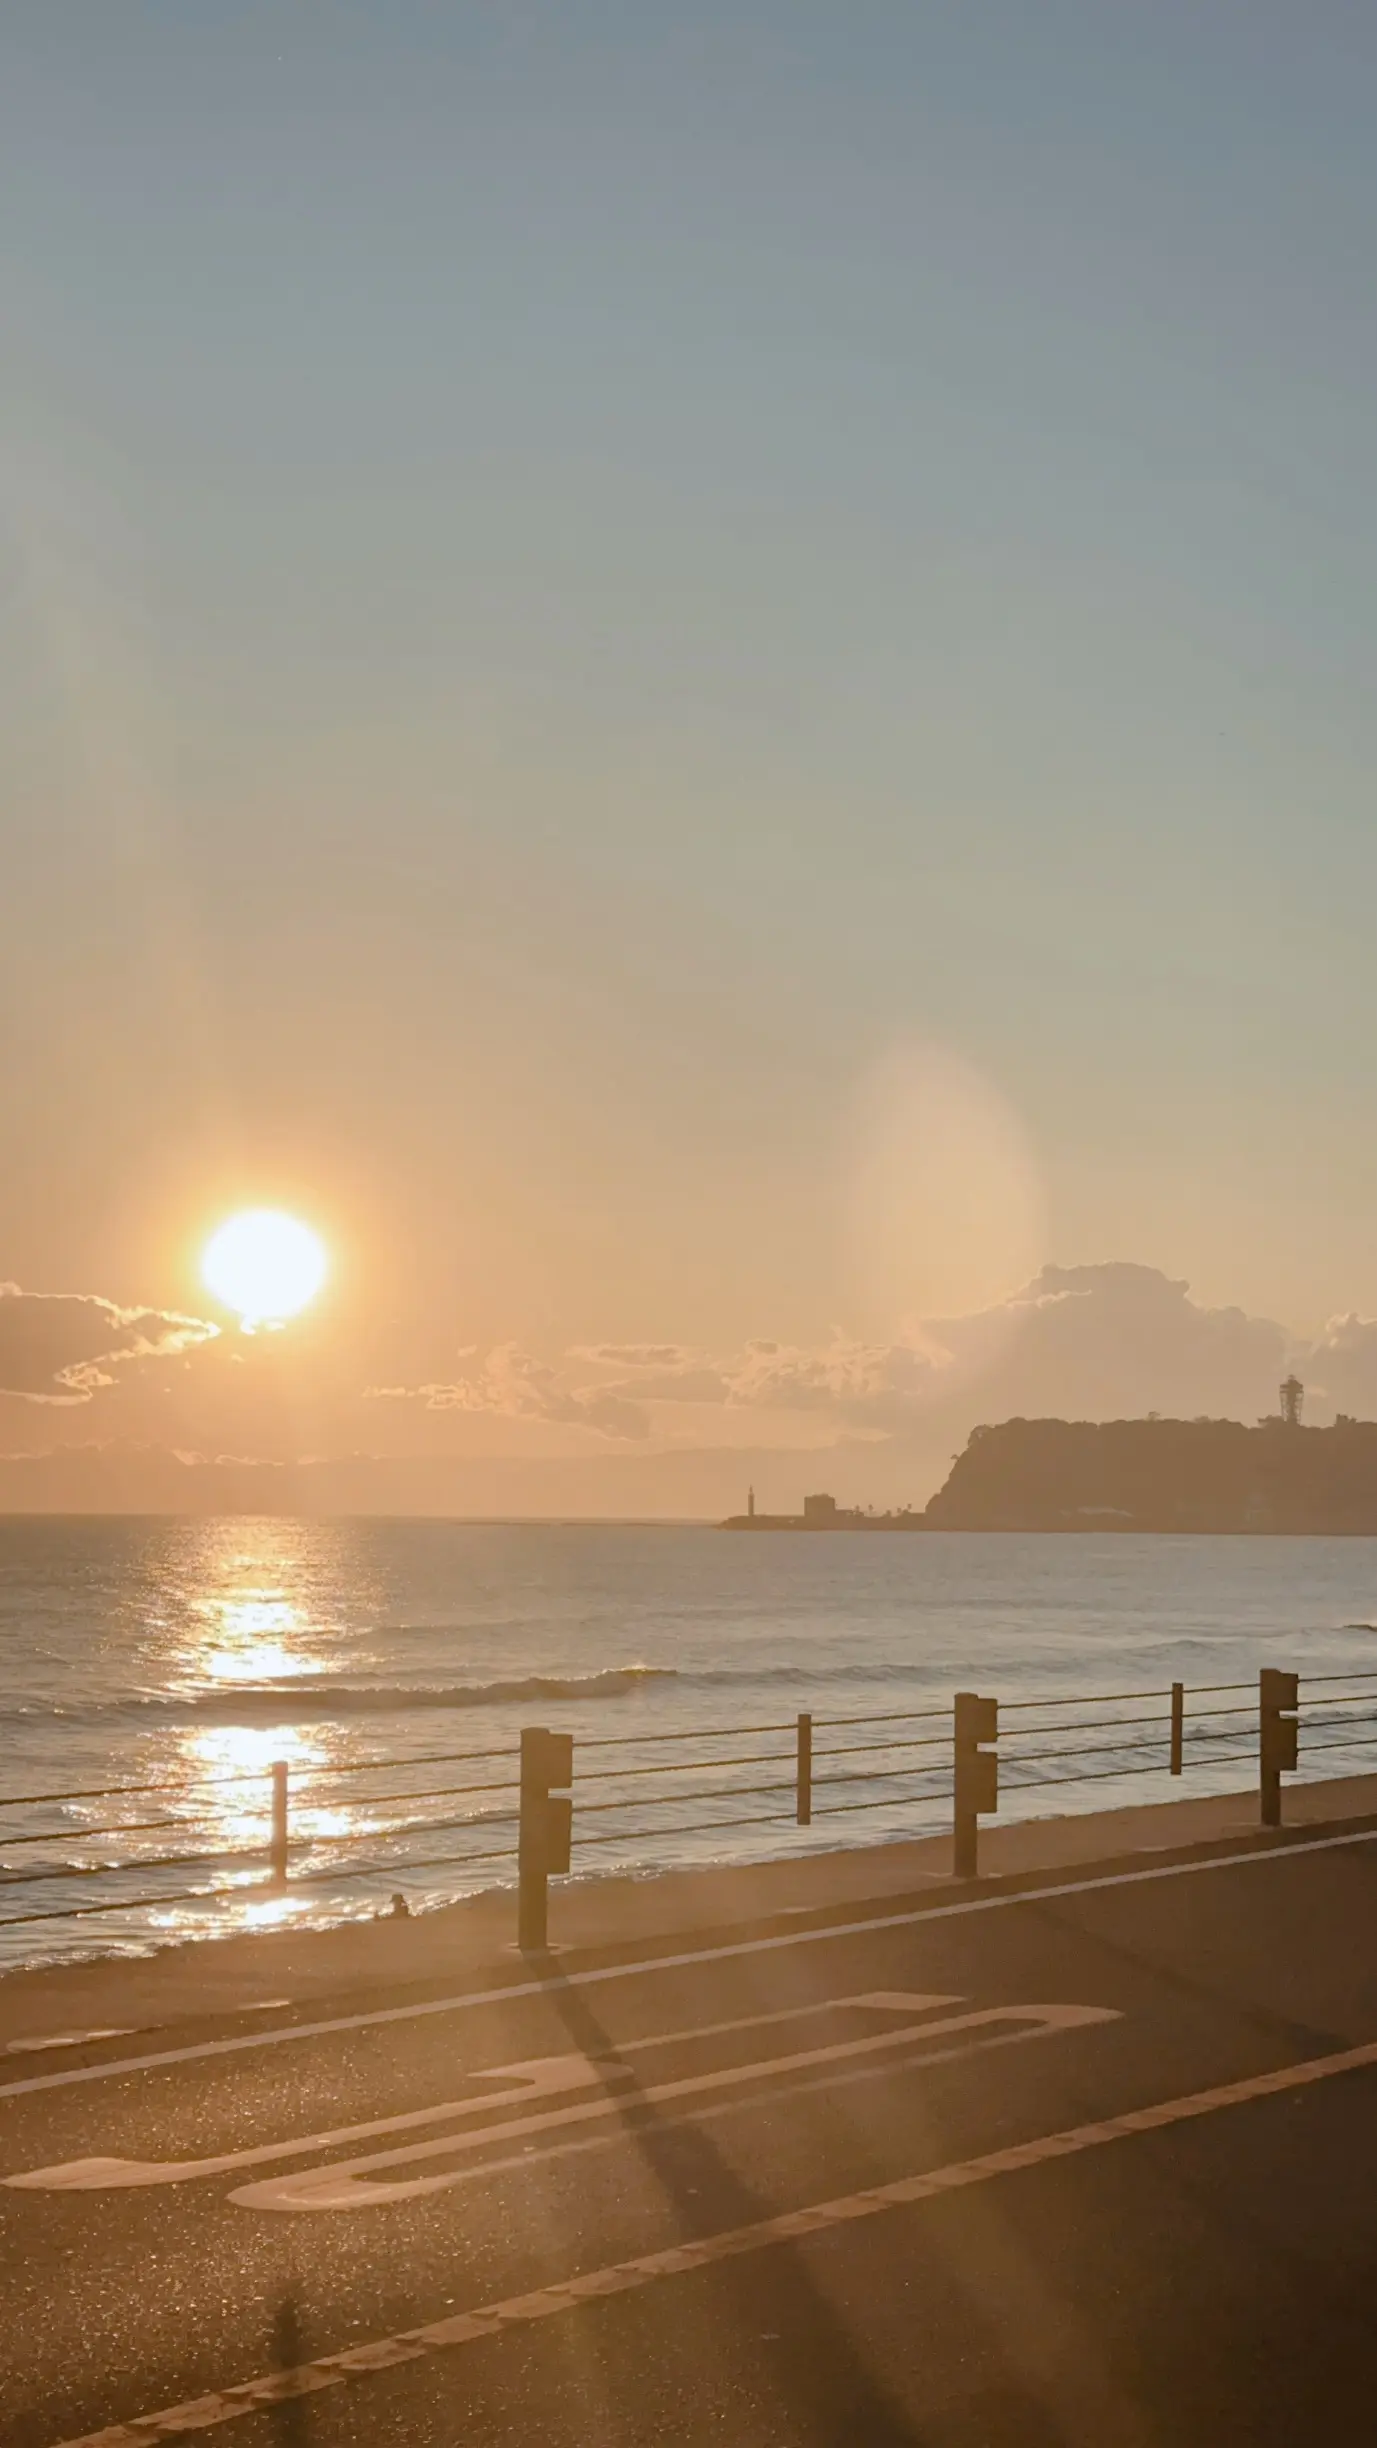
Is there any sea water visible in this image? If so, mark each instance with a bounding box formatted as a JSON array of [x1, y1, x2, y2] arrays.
[[3, 1515, 1377, 1969]]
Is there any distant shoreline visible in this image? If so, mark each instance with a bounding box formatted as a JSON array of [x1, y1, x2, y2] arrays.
[[0, 1510, 723, 1529], [7, 1509, 1377, 1536]]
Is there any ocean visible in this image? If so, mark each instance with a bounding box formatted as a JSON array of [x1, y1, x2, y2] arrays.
[[3, 1514, 1377, 1972]]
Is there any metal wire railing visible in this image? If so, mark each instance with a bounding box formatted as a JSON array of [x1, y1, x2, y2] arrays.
[[4, 1661, 1377, 1948], [0, 1736, 524, 1935]]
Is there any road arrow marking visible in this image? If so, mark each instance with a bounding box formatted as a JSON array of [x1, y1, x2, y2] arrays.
[[235, 2001, 1115, 2212], [47, 2027, 1377, 2447], [5, 1990, 958, 2195]]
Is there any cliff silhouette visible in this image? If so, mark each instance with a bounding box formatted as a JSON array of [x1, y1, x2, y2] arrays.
[[923, 1415, 1377, 1534]]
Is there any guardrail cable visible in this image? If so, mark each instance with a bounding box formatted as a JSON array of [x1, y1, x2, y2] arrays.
[[576, 1777, 798, 1816], [573, 1807, 796, 1847], [12, 1654, 1377, 1945], [999, 1686, 1173, 1710], [580, 1747, 794, 1784], [577, 1719, 796, 1750], [811, 1731, 950, 1761], [813, 1761, 952, 1793]]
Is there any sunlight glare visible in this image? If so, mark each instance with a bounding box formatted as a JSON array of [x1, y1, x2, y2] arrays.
[[202, 1209, 328, 1328]]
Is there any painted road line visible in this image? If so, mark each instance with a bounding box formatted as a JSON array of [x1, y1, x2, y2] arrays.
[[6, 1991, 958, 2193], [51, 2030, 1377, 2447], [6, 1822, 1376, 2105], [235, 2003, 1113, 2212], [2, 2028, 134, 2055], [241, 2004, 1122, 2216]]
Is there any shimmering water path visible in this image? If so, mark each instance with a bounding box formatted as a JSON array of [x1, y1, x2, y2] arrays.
[[3, 1517, 1377, 1966]]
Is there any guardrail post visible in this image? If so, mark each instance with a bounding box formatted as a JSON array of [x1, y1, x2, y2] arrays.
[[518, 1725, 574, 1952], [1259, 1668, 1299, 1828], [796, 1713, 813, 1825], [1170, 1682, 1184, 1776], [269, 1760, 289, 1888], [953, 1691, 998, 1878]]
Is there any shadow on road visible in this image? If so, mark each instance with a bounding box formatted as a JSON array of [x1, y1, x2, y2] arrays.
[[270, 2294, 312, 2446], [539, 1961, 921, 2447]]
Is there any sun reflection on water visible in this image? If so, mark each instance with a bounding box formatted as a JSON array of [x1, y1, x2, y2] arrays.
[[5, 1516, 517, 1966], [192, 1592, 313, 1686], [155, 1529, 369, 1906], [179, 1722, 356, 1853]]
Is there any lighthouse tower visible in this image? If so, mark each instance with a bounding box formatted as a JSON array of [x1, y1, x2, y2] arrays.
[[747, 1485, 756, 1520]]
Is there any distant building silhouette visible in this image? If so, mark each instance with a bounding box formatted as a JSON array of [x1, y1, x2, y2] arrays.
[[1281, 1375, 1304, 1428], [721, 1487, 925, 1531]]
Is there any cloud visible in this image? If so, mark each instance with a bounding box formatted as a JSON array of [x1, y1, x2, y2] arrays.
[[613, 1370, 732, 1404], [575, 1337, 941, 1422], [571, 1344, 697, 1369], [368, 1343, 652, 1441], [931, 1262, 1290, 1425], [568, 1342, 731, 1404], [561, 1266, 1292, 1438], [722, 1336, 942, 1432], [362, 1263, 1325, 1456], [1300, 1315, 1377, 1417], [600, 1368, 734, 1404], [0, 1283, 220, 1403], [10, 1260, 1372, 1514]]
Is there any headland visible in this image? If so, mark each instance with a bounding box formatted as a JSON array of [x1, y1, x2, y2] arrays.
[[724, 1381, 1377, 1534], [925, 1409, 1377, 1533]]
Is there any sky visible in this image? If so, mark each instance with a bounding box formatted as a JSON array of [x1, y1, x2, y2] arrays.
[[3, 4, 1377, 1512]]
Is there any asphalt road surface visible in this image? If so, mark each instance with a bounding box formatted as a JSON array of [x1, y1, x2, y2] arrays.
[[5, 1828, 1377, 2446]]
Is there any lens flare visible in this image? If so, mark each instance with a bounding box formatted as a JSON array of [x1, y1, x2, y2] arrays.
[[847, 1044, 1045, 1336]]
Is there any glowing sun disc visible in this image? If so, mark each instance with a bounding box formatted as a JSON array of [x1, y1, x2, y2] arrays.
[[202, 1210, 327, 1327]]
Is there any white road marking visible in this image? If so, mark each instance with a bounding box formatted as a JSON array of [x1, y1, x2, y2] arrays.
[[6, 1992, 957, 2194], [241, 2000, 1118, 2214], [2, 2028, 133, 2056], [236, 2002, 1111, 2212], [5, 1822, 1374, 2104], [50, 2029, 1377, 2446]]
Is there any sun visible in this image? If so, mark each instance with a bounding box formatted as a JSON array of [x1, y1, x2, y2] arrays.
[[201, 1210, 328, 1330]]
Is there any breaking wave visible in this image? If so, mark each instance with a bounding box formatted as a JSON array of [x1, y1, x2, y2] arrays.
[[11, 1666, 679, 1729]]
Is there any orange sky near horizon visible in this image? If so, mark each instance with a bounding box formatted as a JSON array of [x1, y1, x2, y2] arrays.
[[5, 9, 1377, 1510]]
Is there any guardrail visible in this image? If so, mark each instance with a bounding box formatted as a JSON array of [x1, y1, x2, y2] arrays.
[[0, 1740, 522, 1939], [4, 1663, 1377, 1956]]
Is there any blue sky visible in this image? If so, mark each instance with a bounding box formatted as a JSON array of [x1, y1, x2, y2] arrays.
[[3, 3, 1377, 1494]]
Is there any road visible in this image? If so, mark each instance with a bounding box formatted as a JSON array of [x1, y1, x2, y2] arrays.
[[4, 1827, 1377, 2445]]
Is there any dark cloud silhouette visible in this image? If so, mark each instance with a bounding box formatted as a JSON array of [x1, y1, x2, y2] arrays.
[[0, 1283, 220, 1403]]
